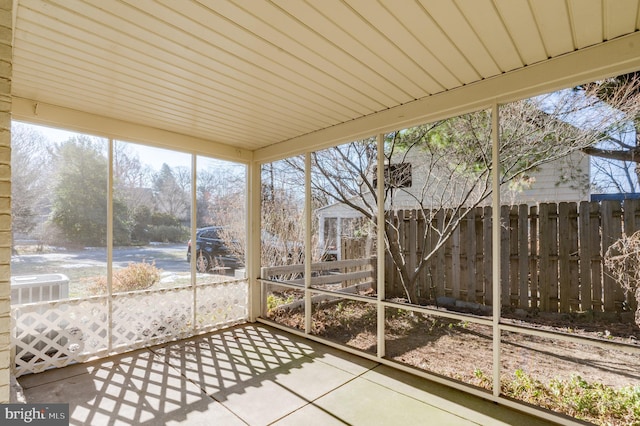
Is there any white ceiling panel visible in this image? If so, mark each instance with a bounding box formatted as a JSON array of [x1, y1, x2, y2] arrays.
[[568, 0, 604, 49], [494, 0, 548, 65], [456, 0, 523, 72], [604, 0, 639, 39], [381, 0, 480, 85], [529, 0, 575, 57], [10, 0, 640, 156]]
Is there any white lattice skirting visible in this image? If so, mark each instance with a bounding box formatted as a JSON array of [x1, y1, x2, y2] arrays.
[[11, 280, 248, 376]]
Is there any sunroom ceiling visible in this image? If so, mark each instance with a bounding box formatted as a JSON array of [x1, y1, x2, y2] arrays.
[[10, 0, 640, 159]]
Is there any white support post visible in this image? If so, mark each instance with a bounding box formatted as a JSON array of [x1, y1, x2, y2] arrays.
[[247, 160, 262, 322], [377, 133, 386, 358], [305, 153, 312, 333], [107, 138, 114, 352], [191, 155, 197, 332], [491, 102, 501, 397]]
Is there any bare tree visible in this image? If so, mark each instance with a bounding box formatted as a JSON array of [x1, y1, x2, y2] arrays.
[[578, 72, 640, 190], [11, 123, 51, 246], [153, 163, 189, 220], [196, 165, 245, 227], [306, 80, 640, 304], [113, 142, 155, 213]]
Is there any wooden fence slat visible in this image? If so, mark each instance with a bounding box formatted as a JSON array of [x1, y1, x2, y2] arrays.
[[509, 206, 519, 307], [483, 206, 492, 306], [387, 211, 399, 297], [435, 209, 446, 299], [416, 210, 427, 299], [558, 202, 571, 313], [601, 201, 615, 311], [459, 210, 468, 300], [473, 207, 485, 303], [501, 206, 510, 307], [451, 220, 461, 299], [548, 203, 559, 312], [578, 201, 592, 311], [590, 202, 603, 311], [465, 209, 476, 302], [612, 203, 625, 307], [518, 204, 529, 309], [623, 199, 640, 310], [623, 199, 640, 236], [408, 210, 417, 291], [602, 201, 622, 311], [383, 200, 635, 313], [538, 203, 550, 312], [529, 205, 538, 309], [569, 203, 580, 312]]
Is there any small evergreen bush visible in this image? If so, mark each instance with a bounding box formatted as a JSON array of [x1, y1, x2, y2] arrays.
[[147, 225, 188, 243]]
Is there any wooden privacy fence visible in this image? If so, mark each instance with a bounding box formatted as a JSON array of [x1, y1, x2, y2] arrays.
[[383, 200, 640, 313]]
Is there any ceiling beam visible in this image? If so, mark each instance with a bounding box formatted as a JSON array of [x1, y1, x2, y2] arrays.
[[12, 97, 253, 164], [254, 31, 640, 163]]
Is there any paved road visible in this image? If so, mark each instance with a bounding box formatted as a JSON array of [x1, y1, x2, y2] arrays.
[[13, 243, 190, 272], [12, 243, 244, 279]]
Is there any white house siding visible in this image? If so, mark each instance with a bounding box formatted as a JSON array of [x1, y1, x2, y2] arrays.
[[317, 152, 590, 259], [499, 152, 590, 205], [384, 151, 590, 209]]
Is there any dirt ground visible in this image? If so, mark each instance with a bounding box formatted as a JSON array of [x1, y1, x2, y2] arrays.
[[268, 297, 640, 391]]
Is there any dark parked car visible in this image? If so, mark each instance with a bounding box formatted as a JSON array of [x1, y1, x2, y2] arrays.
[[186, 226, 239, 273]]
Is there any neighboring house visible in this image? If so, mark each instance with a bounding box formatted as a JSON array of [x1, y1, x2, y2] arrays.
[[317, 151, 590, 260]]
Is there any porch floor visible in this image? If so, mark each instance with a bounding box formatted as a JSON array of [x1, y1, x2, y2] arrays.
[[18, 323, 557, 425]]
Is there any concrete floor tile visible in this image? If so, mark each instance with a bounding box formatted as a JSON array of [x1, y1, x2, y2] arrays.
[[310, 347, 378, 375], [361, 365, 555, 426], [271, 403, 351, 425], [314, 377, 479, 426], [217, 376, 309, 426], [271, 357, 358, 401]]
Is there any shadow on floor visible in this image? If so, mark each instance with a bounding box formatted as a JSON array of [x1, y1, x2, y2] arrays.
[[18, 323, 558, 425]]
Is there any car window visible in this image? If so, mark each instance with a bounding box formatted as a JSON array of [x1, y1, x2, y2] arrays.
[[201, 229, 219, 239]]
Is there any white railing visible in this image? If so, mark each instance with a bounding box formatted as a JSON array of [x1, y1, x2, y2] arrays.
[[11, 280, 248, 376]]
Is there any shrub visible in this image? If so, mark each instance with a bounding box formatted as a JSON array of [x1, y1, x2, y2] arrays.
[[147, 225, 189, 243], [501, 370, 640, 425], [91, 261, 161, 294], [266, 293, 295, 312], [605, 231, 640, 326], [151, 212, 181, 227]]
